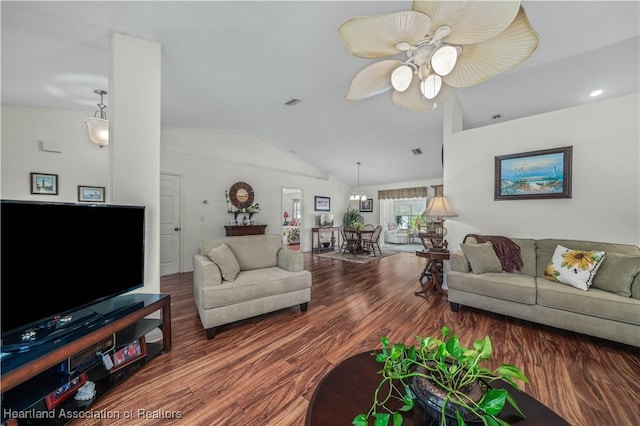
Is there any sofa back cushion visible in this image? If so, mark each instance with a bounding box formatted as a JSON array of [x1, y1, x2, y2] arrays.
[[460, 242, 503, 274], [207, 243, 241, 281], [536, 239, 640, 277], [591, 253, 640, 297], [201, 234, 282, 270], [462, 236, 536, 276]]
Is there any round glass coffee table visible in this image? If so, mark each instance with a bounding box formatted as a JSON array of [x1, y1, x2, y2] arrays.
[[305, 351, 571, 426]]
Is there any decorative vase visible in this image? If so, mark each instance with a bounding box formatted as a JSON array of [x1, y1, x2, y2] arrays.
[[410, 368, 485, 426]]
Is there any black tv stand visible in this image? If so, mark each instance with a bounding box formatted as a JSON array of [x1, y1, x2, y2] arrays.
[[0, 293, 171, 425], [1, 311, 104, 354]]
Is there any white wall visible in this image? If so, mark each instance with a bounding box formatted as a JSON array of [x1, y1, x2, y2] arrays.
[[444, 93, 640, 250], [1, 106, 110, 200], [161, 128, 350, 266]]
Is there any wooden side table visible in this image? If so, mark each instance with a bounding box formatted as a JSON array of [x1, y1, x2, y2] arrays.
[[415, 250, 450, 297]]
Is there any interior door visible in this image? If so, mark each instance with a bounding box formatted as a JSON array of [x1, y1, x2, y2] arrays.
[[160, 173, 182, 276]]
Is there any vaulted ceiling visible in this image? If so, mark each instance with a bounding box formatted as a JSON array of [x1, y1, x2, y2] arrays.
[[2, 1, 638, 186]]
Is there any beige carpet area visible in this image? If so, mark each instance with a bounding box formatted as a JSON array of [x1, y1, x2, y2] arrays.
[[315, 249, 399, 264]]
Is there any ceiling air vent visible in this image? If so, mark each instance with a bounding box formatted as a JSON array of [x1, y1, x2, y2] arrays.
[[411, 148, 423, 155], [285, 99, 301, 106]]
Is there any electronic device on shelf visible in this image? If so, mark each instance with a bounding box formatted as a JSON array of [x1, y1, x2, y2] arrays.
[[0, 200, 146, 353]]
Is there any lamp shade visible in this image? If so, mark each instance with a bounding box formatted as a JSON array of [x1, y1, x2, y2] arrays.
[[85, 117, 109, 148], [423, 196, 457, 218]]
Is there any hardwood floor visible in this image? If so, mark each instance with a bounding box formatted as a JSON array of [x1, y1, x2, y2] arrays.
[[74, 251, 639, 426]]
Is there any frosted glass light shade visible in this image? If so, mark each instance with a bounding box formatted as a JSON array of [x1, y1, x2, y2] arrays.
[[420, 74, 442, 99], [391, 65, 413, 92], [85, 117, 109, 147], [431, 45, 458, 76]]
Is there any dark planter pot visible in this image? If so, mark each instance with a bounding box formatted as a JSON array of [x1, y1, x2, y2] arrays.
[[411, 369, 486, 426]]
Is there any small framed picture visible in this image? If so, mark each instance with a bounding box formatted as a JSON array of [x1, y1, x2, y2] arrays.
[[110, 337, 147, 373], [30, 172, 58, 195], [314, 196, 331, 212], [359, 198, 373, 213], [44, 373, 88, 409], [78, 185, 105, 202]]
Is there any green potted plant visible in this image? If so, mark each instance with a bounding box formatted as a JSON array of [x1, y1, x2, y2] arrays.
[[353, 325, 529, 426], [344, 206, 364, 227]]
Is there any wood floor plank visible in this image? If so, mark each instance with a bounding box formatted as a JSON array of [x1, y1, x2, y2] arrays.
[[71, 251, 640, 425]]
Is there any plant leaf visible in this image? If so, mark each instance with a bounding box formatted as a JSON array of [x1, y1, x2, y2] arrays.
[[392, 412, 404, 426], [495, 364, 529, 383], [505, 391, 526, 418], [445, 334, 463, 358], [479, 388, 507, 415], [399, 394, 414, 411], [373, 412, 390, 426], [352, 414, 368, 426]]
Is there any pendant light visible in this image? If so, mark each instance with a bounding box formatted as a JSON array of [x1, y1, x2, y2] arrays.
[[349, 161, 367, 201], [85, 89, 109, 148]]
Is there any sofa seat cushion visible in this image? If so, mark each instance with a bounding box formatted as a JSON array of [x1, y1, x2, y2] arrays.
[[537, 278, 640, 325], [201, 267, 311, 309], [447, 271, 536, 304]]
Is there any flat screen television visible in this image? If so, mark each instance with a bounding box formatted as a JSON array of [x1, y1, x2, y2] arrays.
[[1, 200, 145, 352]]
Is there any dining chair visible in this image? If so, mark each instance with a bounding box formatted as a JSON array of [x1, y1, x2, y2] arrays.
[[363, 224, 375, 231], [343, 225, 361, 256], [363, 225, 383, 257]]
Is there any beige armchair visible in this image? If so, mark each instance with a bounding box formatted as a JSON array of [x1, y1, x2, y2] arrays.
[[193, 234, 312, 339]]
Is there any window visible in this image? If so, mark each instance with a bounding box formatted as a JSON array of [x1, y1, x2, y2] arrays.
[[393, 198, 427, 230], [292, 199, 301, 219]]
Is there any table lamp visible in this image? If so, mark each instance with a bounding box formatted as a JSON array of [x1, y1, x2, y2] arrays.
[[422, 196, 457, 252]]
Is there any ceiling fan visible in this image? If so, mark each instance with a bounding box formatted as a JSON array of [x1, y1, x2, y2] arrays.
[[338, 0, 539, 111]]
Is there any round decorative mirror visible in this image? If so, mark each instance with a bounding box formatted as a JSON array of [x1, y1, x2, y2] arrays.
[[228, 182, 255, 209]]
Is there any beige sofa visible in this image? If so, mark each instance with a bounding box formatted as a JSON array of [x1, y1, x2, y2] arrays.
[[447, 237, 640, 347], [193, 234, 312, 339]]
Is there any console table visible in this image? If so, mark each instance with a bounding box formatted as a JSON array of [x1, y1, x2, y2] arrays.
[[224, 224, 267, 236], [306, 351, 570, 426], [311, 226, 341, 253]]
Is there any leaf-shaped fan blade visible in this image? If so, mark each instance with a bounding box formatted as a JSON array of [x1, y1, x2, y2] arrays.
[[338, 11, 432, 59], [392, 75, 452, 112], [412, 0, 521, 45], [345, 60, 402, 101], [443, 7, 539, 88]]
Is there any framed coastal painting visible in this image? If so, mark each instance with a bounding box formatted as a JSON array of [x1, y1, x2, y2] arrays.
[[78, 185, 105, 202], [495, 146, 572, 200], [30, 172, 58, 195]]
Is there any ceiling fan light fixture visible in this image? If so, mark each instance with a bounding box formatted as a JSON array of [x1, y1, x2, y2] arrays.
[[431, 45, 458, 76], [421, 74, 442, 99], [391, 65, 413, 92]]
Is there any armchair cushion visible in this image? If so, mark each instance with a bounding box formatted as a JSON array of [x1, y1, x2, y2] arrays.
[[207, 243, 240, 281]]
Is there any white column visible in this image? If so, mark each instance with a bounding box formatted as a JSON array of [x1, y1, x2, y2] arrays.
[[110, 33, 162, 293]]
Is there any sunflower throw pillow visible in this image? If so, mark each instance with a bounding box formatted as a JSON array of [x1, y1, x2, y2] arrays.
[[543, 245, 606, 291]]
